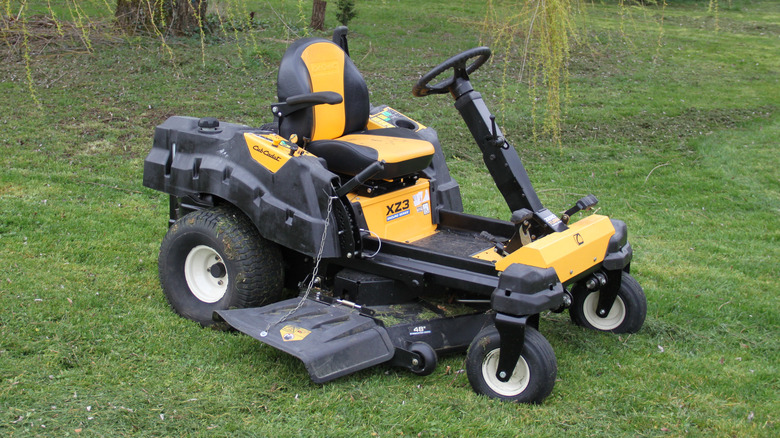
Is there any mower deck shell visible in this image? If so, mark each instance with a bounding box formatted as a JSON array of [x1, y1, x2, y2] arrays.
[[216, 298, 396, 384]]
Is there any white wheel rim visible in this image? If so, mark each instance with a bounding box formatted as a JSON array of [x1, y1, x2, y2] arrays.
[[583, 292, 626, 330], [481, 349, 531, 397], [184, 245, 228, 303]]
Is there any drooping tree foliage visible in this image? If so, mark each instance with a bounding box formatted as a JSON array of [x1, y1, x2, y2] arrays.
[[482, 0, 668, 144], [482, 0, 580, 145], [4, 0, 667, 142]]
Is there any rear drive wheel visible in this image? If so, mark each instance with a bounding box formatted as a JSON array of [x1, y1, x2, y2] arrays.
[[570, 272, 646, 333], [158, 205, 283, 327], [466, 326, 557, 404]]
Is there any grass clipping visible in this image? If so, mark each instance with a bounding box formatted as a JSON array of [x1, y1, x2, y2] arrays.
[[482, 0, 580, 145]]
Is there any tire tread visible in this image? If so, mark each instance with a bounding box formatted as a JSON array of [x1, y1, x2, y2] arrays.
[[158, 205, 283, 326]]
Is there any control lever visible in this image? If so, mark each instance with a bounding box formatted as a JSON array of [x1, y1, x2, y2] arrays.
[[336, 161, 385, 197], [511, 208, 534, 224], [503, 208, 534, 253], [332, 26, 350, 56], [561, 195, 599, 224], [486, 115, 507, 149]]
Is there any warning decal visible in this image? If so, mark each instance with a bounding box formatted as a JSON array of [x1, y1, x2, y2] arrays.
[[280, 325, 311, 342], [412, 189, 430, 207], [412, 189, 431, 216]]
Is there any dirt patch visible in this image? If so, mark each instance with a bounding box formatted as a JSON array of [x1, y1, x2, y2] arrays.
[[1, 15, 120, 60], [559, 106, 775, 148]]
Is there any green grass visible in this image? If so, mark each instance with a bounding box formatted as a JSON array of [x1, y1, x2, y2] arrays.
[[1, 0, 778, 436]]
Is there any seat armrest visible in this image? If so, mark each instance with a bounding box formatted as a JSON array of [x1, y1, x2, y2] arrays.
[[272, 92, 343, 117]]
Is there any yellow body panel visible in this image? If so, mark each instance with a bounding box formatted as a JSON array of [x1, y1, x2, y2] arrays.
[[471, 247, 504, 263], [487, 215, 616, 283], [337, 133, 435, 164], [301, 42, 346, 140], [245, 133, 311, 173], [348, 180, 437, 243]]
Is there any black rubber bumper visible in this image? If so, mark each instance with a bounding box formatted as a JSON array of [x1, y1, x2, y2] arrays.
[[603, 219, 632, 271], [491, 264, 564, 316]]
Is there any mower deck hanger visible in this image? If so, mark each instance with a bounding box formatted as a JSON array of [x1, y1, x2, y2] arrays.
[[143, 27, 646, 404]]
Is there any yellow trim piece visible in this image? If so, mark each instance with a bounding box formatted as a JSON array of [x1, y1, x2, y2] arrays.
[[245, 132, 311, 173], [348, 180, 437, 243], [493, 215, 616, 283], [337, 133, 435, 164], [301, 42, 346, 141], [471, 247, 504, 263]]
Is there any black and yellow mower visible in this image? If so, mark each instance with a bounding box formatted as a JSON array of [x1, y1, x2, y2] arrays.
[[143, 28, 645, 404]]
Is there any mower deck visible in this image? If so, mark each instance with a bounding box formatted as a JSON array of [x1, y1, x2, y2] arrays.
[[216, 298, 394, 383], [216, 296, 491, 383]]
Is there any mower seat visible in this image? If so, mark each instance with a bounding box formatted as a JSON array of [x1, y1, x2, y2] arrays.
[[276, 38, 435, 180]]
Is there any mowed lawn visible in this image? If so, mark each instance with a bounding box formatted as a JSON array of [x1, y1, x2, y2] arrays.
[[1, 0, 777, 436]]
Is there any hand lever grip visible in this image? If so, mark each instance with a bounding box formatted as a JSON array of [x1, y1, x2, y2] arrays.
[[562, 195, 599, 224], [335, 161, 386, 197]]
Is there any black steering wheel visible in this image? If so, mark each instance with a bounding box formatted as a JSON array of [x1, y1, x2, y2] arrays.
[[412, 47, 492, 97]]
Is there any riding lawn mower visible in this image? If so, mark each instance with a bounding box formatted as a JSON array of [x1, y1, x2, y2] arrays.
[[143, 28, 646, 404]]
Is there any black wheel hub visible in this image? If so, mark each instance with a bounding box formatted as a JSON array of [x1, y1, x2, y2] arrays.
[[209, 262, 227, 278]]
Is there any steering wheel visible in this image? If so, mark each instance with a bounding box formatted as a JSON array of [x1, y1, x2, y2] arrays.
[[412, 47, 492, 97]]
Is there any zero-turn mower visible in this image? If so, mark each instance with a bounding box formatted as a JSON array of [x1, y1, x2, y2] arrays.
[[143, 28, 646, 404]]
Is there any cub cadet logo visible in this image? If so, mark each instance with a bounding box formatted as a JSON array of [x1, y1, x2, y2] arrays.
[[573, 233, 585, 246], [253, 145, 281, 161]]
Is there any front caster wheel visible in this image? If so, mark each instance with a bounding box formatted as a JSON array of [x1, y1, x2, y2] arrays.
[[158, 206, 284, 327], [570, 272, 646, 333], [409, 342, 438, 376], [466, 326, 557, 404]]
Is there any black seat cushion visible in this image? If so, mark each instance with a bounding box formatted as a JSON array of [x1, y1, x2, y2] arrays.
[[306, 128, 434, 179]]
